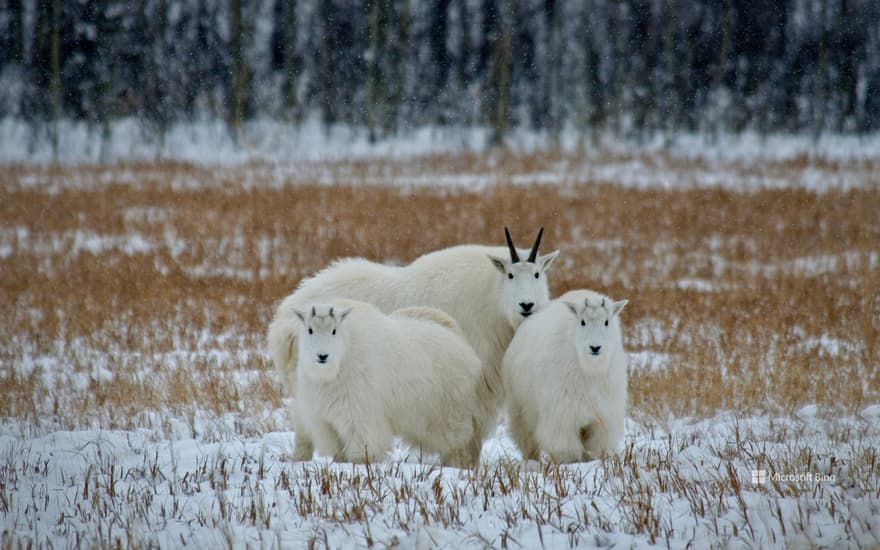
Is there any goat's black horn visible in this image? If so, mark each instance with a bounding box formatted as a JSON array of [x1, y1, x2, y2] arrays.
[[504, 226, 520, 263], [311, 306, 316, 316], [527, 226, 544, 263]]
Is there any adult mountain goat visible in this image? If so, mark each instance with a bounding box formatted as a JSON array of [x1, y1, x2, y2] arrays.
[[268, 227, 560, 463], [293, 300, 482, 467], [503, 289, 628, 463]]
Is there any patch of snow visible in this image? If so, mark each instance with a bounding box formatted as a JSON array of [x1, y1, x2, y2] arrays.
[[628, 350, 674, 373], [676, 277, 716, 292], [797, 334, 862, 356], [2, 410, 877, 548], [122, 206, 174, 224], [0, 228, 154, 264], [71, 230, 153, 256]]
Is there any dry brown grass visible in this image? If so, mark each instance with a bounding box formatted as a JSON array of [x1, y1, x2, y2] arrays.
[[1, 152, 878, 433]]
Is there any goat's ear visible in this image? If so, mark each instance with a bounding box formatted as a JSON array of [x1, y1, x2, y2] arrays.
[[539, 250, 560, 273], [612, 299, 628, 317], [293, 308, 306, 324], [337, 307, 352, 323], [487, 254, 507, 274], [564, 301, 579, 317]]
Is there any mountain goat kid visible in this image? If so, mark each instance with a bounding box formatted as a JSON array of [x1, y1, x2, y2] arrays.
[[268, 226, 559, 463], [503, 289, 628, 463], [293, 300, 482, 467]]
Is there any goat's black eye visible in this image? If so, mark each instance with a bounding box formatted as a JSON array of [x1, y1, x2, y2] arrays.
[[507, 273, 513, 280], [581, 320, 585, 326], [534, 273, 539, 279], [332, 329, 336, 335], [604, 320, 609, 326], [308, 328, 313, 335]]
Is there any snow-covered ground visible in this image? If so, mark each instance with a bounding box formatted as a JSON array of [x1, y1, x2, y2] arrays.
[[3, 406, 878, 548]]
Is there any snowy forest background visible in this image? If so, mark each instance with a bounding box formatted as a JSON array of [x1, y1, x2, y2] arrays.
[[1, 0, 880, 150]]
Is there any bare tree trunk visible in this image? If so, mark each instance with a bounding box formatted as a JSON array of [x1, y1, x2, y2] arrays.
[[710, 0, 732, 137], [488, 0, 512, 146], [547, 0, 562, 141], [632, 0, 657, 139], [581, 6, 604, 144], [367, 0, 390, 142], [714, 0, 731, 91], [661, 0, 678, 136], [229, 0, 245, 140], [814, 0, 828, 139], [609, 0, 623, 136], [282, 0, 299, 119], [430, 0, 451, 96], [456, 0, 470, 87], [837, 0, 856, 131], [576, 7, 589, 146], [8, 0, 25, 62], [318, 0, 337, 125], [387, 0, 409, 134], [50, 0, 61, 158], [146, 0, 170, 152]]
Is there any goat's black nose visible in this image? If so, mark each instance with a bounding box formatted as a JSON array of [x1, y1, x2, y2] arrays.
[[317, 354, 328, 362], [520, 302, 534, 312], [589, 346, 601, 355]]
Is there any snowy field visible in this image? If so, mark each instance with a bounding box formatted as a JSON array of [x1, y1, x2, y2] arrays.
[[2, 135, 879, 548], [3, 411, 879, 548]]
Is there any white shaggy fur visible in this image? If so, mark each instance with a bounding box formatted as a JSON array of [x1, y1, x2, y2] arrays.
[[267, 228, 559, 462], [293, 300, 482, 467], [502, 289, 628, 463]]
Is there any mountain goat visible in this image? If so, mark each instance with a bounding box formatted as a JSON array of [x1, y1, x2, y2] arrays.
[[502, 289, 628, 463], [293, 300, 482, 467], [268, 227, 560, 463]]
